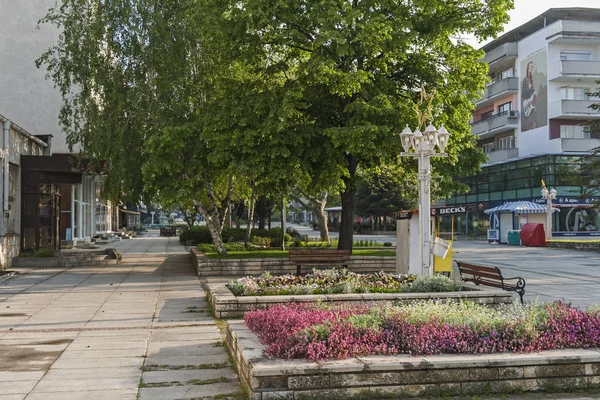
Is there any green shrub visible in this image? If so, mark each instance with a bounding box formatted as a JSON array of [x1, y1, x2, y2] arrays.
[[180, 226, 212, 245], [20, 247, 55, 258], [251, 236, 272, 248], [198, 243, 246, 253], [402, 274, 460, 293], [383, 242, 393, 247], [222, 227, 246, 242]]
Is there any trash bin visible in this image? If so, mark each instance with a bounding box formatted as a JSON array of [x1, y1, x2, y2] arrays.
[[507, 230, 521, 245]]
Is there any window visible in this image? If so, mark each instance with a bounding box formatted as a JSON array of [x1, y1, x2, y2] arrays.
[[561, 87, 590, 101], [560, 125, 591, 139], [498, 102, 512, 114], [560, 51, 591, 61], [497, 67, 513, 80], [481, 142, 495, 153], [497, 135, 515, 150]]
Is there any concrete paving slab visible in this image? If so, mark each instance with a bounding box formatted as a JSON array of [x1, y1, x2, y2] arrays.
[[24, 389, 138, 400], [137, 381, 241, 400], [50, 356, 144, 369], [31, 377, 140, 392], [0, 380, 38, 395], [0, 370, 46, 382], [141, 368, 238, 384], [43, 367, 142, 380], [144, 354, 229, 367]]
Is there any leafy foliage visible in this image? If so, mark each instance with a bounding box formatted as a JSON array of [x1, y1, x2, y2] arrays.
[[246, 300, 600, 360]]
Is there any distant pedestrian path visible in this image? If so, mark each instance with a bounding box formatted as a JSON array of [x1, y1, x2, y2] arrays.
[[0, 232, 242, 400]]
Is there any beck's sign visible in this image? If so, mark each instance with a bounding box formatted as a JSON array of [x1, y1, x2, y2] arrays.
[[431, 205, 467, 216]]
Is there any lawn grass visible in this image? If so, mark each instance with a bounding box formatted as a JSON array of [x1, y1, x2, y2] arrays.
[[204, 249, 395, 259]]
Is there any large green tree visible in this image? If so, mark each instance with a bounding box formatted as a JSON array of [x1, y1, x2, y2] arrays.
[[200, 0, 512, 250]]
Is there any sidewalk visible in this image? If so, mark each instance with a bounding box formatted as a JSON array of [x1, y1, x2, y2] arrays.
[[0, 233, 242, 400]]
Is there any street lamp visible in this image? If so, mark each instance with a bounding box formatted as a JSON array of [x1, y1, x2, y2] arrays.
[[400, 123, 449, 276], [541, 186, 557, 240]]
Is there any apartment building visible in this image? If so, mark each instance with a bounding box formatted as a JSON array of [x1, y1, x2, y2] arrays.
[[443, 8, 600, 238], [0, 0, 118, 246]]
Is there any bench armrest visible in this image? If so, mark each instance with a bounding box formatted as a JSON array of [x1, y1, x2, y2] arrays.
[[502, 276, 526, 290]]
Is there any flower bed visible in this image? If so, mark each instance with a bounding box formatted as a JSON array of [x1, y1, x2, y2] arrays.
[[227, 269, 460, 296], [245, 301, 600, 361]]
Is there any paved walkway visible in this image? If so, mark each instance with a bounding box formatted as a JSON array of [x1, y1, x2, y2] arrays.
[[0, 233, 242, 400], [452, 241, 600, 309]]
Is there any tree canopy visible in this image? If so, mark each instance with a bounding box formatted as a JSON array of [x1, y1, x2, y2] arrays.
[[37, 0, 513, 252]]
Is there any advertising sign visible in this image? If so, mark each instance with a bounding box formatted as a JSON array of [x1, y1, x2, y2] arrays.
[[521, 49, 548, 132]]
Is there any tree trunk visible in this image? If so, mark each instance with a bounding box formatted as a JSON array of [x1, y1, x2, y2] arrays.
[[338, 187, 356, 251], [196, 203, 226, 255], [289, 191, 330, 242], [281, 198, 286, 251], [245, 185, 256, 249], [338, 155, 358, 251]]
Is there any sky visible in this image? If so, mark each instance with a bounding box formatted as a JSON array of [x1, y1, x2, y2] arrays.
[[470, 0, 600, 48]]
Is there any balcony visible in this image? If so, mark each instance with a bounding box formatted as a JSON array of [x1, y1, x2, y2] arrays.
[[470, 111, 519, 138], [546, 21, 600, 45], [561, 138, 600, 152], [486, 148, 519, 163], [549, 60, 600, 81], [483, 42, 518, 71], [549, 100, 600, 119], [476, 77, 518, 106]]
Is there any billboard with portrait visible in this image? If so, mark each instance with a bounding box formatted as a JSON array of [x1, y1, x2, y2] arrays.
[[520, 50, 548, 132]]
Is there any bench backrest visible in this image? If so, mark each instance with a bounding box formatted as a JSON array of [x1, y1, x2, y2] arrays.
[[456, 261, 504, 289], [289, 249, 351, 262]]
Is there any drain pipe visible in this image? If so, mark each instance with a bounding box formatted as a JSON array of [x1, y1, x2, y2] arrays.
[[1, 120, 9, 265], [2, 120, 9, 219]]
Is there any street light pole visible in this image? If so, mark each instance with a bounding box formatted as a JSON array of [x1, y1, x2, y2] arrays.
[[400, 124, 449, 276], [541, 185, 557, 240]]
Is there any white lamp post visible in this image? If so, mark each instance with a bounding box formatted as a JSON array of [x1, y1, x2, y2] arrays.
[[541, 186, 557, 240], [150, 211, 155, 225], [400, 123, 449, 276]]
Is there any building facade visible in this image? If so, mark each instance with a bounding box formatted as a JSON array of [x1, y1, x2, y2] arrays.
[[0, 115, 51, 266], [0, 0, 118, 243], [441, 8, 600, 238]]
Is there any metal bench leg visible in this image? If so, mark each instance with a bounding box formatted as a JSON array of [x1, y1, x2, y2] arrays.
[[517, 289, 524, 305]]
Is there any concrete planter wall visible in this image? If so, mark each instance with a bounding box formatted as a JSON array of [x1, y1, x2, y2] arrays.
[[190, 248, 396, 277], [226, 320, 600, 400], [547, 241, 600, 251], [206, 279, 513, 318]]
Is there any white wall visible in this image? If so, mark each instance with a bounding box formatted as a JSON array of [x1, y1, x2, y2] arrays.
[[0, 0, 75, 154]]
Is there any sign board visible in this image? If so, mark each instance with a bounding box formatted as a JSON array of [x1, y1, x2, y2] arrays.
[[431, 205, 466, 216], [487, 229, 499, 240], [396, 211, 413, 220]]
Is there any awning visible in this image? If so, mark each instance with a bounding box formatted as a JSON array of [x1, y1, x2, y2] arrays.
[[484, 201, 559, 215]]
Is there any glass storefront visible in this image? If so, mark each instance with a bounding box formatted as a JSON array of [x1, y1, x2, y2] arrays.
[[444, 154, 600, 236]]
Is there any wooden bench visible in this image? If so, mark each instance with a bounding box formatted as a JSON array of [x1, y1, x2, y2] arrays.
[[288, 249, 351, 275], [456, 261, 526, 304]]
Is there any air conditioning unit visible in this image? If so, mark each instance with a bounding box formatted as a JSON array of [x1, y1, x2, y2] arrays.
[[508, 110, 519, 118]]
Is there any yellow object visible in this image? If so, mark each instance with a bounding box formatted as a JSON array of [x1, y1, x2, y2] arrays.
[[433, 214, 454, 274], [434, 240, 453, 273]]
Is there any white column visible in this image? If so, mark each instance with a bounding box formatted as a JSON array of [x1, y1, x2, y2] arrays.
[[546, 199, 553, 240], [418, 151, 432, 276]]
